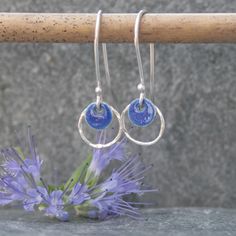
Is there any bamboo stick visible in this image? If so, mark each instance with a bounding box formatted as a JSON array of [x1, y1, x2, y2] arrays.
[[0, 13, 235, 43]]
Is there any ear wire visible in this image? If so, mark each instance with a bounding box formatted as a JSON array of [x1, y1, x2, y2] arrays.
[[94, 10, 111, 109], [149, 43, 155, 102], [135, 11, 156, 106], [94, 10, 103, 110], [102, 43, 111, 89], [134, 10, 147, 107]]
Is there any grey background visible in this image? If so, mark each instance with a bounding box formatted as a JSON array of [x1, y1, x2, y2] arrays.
[[0, 0, 235, 208]]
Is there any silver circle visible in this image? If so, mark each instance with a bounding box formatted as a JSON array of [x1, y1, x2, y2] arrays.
[[121, 102, 165, 146], [78, 105, 123, 149]]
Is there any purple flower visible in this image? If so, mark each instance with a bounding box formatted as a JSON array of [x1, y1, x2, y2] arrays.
[[78, 156, 157, 220], [68, 183, 90, 205], [44, 190, 69, 221], [0, 127, 158, 221], [0, 127, 73, 221], [0, 192, 13, 205], [24, 127, 43, 181], [0, 175, 28, 203], [23, 157, 42, 181], [87, 132, 126, 178], [1, 159, 21, 176], [23, 187, 46, 211], [99, 157, 142, 194], [86, 195, 141, 220], [1, 148, 23, 177], [0, 127, 44, 209], [0, 127, 42, 181]]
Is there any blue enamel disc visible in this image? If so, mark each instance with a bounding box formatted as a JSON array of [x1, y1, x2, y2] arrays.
[[85, 102, 113, 130], [128, 98, 156, 127]]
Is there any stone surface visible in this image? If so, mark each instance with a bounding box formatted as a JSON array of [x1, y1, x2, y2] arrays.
[[0, 208, 236, 236], [0, 1, 236, 208]]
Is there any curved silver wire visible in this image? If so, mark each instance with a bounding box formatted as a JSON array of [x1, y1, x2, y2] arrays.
[[94, 10, 111, 108], [94, 10, 103, 109], [102, 43, 111, 88], [135, 11, 156, 104], [134, 9, 147, 106], [150, 43, 155, 102]]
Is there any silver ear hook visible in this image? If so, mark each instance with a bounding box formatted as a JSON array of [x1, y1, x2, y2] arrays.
[[134, 9, 147, 107], [102, 43, 111, 88], [149, 43, 155, 102], [135, 11, 155, 103], [94, 10, 103, 110], [94, 10, 111, 109]]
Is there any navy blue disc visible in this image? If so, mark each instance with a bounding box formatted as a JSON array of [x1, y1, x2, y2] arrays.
[[128, 98, 156, 127], [85, 102, 113, 130]]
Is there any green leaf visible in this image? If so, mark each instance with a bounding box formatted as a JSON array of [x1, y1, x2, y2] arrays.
[[38, 204, 47, 211], [14, 146, 26, 160], [85, 172, 99, 188], [74, 202, 96, 217], [64, 154, 92, 191], [48, 184, 64, 192]]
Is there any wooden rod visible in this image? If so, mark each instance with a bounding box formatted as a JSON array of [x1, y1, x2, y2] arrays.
[[0, 13, 235, 43]]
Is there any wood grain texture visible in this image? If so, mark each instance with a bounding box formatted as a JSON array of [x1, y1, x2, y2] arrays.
[[0, 13, 235, 43]]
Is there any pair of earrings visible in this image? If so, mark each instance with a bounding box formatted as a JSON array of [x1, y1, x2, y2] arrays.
[[78, 10, 165, 149]]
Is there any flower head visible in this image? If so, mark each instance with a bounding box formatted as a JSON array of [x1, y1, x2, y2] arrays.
[[44, 190, 69, 221], [1, 127, 42, 181], [68, 183, 90, 205], [76, 156, 156, 220], [0, 127, 45, 212], [85, 131, 126, 185], [88, 194, 140, 220], [23, 186, 46, 211], [0, 127, 158, 221]]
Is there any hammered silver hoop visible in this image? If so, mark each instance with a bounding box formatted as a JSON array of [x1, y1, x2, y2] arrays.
[[78, 105, 123, 148], [121, 103, 165, 146]]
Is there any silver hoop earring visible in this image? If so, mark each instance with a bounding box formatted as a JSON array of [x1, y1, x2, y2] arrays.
[[121, 10, 165, 146], [78, 10, 122, 149]]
